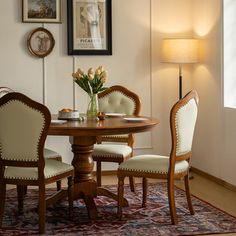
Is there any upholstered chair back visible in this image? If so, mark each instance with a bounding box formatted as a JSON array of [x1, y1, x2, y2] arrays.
[[0, 93, 50, 162], [0, 87, 13, 98], [171, 91, 199, 157], [98, 85, 141, 115]]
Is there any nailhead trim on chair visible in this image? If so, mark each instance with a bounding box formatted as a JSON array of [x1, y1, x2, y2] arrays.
[[175, 98, 197, 156], [118, 156, 189, 174], [4, 159, 74, 180], [93, 144, 132, 158]]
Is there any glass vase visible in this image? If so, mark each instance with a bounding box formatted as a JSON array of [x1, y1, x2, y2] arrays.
[[87, 93, 99, 120]]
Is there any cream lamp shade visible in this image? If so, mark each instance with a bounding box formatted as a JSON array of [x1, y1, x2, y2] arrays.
[[161, 39, 199, 64], [161, 38, 199, 99]]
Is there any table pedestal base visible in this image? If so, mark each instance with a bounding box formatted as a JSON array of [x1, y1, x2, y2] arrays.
[[69, 135, 128, 219], [73, 180, 98, 219]]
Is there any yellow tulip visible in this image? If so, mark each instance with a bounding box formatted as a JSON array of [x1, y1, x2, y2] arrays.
[[72, 72, 83, 80], [101, 77, 106, 83], [98, 65, 104, 72], [95, 65, 104, 75], [87, 68, 94, 80], [77, 68, 84, 75], [101, 70, 107, 79]]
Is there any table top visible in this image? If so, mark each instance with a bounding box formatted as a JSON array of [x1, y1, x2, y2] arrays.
[[48, 115, 160, 137]]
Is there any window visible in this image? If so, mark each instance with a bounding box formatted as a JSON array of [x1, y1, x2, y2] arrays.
[[224, 0, 236, 108]]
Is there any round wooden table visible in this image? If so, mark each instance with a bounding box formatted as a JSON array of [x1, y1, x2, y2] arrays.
[[48, 115, 159, 219]]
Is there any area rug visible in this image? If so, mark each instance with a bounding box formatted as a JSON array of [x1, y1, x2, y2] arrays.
[[1, 183, 236, 236]]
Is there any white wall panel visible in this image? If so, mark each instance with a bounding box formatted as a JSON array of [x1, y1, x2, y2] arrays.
[[0, 0, 43, 102], [0, 0, 153, 166]]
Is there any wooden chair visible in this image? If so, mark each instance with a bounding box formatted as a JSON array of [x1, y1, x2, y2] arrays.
[[117, 90, 199, 224], [0, 92, 74, 234], [0, 86, 62, 191], [92, 85, 141, 191]]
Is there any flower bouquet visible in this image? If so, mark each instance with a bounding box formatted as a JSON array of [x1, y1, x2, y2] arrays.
[[72, 65, 108, 119]]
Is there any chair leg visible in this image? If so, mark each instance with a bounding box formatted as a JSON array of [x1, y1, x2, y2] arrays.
[[142, 177, 148, 207], [17, 185, 25, 213], [38, 184, 46, 234], [129, 177, 136, 192], [96, 161, 102, 187], [23, 185, 27, 195], [0, 183, 6, 226], [117, 176, 125, 220], [184, 173, 195, 215], [56, 181, 62, 191], [168, 177, 178, 224], [68, 176, 74, 218]]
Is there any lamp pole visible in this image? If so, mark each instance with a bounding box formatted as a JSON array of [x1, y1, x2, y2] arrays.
[[179, 64, 182, 100]]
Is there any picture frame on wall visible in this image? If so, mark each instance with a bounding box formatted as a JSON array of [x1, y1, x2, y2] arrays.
[[22, 0, 62, 23], [27, 27, 55, 58], [67, 0, 112, 55]]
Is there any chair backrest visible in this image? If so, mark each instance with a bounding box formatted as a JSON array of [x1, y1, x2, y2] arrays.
[[0, 87, 14, 98], [98, 85, 141, 115], [170, 90, 199, 161], [0, 92, 50, 165]]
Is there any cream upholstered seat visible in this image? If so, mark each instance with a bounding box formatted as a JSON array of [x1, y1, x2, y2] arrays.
[[0, 87, 63, 190], [44, 148, 62, 160], [0, 92, 74, 234], [4, 159, 73, 180], [117, 90, 199, 225], [119, 155, 189, 174], [92, 85, 141, 191]]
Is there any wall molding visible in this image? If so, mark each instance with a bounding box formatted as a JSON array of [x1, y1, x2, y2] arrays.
[[72, 56, 77, 110]]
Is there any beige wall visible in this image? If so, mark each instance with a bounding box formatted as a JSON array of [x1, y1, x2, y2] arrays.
[[1, 0, 235, 185], [0, 0, 153, 170], [151, 0, 193, 156], [192, 0, 236, 186]]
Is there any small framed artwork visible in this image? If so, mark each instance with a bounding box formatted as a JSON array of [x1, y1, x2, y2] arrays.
[[27, 27, 55, 58], [22, 0, 61, 23], [67, 0, 112, 55]]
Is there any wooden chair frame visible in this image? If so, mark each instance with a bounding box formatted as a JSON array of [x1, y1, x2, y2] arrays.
[[94, 85, 141, 191], [0, 87, 62, 192], [0, 92, 74, 234], [117, 90, 199, 224]]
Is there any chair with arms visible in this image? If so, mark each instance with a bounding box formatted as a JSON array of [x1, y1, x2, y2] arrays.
[[92, 85, 141, 191], [117, 90, 199, 224], [0, 87, 63, 191], [0, 92, 74, 234]]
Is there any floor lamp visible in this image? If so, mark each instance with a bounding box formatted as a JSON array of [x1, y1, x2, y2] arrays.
[[161, 39, 199, 100]]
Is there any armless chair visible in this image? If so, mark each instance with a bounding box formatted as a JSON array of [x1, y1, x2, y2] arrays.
[[92, 85, 141, 192], [0, 87, 62, 190], [0, 92, 74, 234], [117, 90, 199, 224]]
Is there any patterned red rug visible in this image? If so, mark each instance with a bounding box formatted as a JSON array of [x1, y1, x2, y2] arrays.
[[0, 182, 236, 236]]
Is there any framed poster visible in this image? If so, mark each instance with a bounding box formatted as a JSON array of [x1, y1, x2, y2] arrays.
[[67, 0, 112, 55], [22, 0, 61, 23], [27, 27, 55, 57]]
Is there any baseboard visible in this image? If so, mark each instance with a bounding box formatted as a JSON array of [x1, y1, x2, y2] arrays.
[[94, 168, 236, 192], [191, 167, 236, 192]]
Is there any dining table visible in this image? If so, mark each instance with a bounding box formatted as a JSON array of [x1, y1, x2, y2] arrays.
[[48, 114, 159, 219]]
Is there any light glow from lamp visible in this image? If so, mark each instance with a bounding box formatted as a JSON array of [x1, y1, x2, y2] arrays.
[[161, 39, 199, 99]]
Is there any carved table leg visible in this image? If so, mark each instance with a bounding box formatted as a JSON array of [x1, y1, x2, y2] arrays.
[[69, 136, 98, 219]]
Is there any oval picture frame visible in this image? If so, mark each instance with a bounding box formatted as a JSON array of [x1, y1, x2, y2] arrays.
[[27, 27, 55, 58]]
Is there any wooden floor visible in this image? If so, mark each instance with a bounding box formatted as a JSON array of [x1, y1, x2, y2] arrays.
[[6, 172, 236, 236]]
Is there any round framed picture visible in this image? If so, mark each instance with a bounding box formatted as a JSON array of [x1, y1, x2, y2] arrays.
[[27, 27, 55, 58]]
